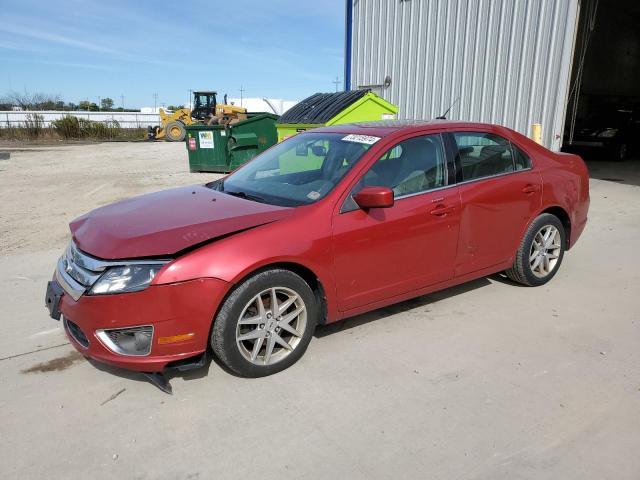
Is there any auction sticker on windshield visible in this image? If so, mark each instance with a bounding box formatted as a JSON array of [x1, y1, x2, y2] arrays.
[[341, 134, 381, 145]]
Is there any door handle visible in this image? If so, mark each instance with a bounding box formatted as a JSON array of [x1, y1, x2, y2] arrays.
[[522, 184, 540, 194], [430, 204, 455, 216]]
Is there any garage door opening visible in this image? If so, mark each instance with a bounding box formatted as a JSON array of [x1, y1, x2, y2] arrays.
[[563, 0, 640, 174]]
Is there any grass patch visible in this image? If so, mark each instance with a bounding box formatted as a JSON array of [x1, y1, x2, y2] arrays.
[[0, 114, 146, 142]]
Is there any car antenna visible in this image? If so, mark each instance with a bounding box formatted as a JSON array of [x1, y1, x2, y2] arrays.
[[436, 97, 460, 119]]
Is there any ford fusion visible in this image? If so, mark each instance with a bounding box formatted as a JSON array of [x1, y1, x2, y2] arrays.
[[46, 121, 589, 385]]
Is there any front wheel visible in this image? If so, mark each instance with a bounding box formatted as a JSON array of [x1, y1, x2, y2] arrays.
[[211, 269, 317, 377], [505, 213, 566, 286], [164, 120, 186, 142], [611, 142, 628, 162]]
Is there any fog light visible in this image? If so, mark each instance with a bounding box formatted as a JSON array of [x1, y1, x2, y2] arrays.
[[96, 326, 153, 356]]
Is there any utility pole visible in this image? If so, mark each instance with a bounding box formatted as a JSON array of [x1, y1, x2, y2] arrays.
[[153, 92, 158, 111], [120, 94, 124, 110], [239, 85, 245, 107], [98, 96, 101, 111], [332, 76, 341, 92], [188, 89, 192, 109]]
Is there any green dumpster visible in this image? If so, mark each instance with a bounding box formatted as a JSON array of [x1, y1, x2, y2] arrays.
[[276, 90, 398, 142], [185, 113, 279, 173], [185, 124, 228, 172], [227, 113, 279, 169]]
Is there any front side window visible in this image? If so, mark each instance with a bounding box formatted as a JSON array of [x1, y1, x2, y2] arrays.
[[453, 132, 515, 181], [355, 134, 447, 198], [214, 133, 374, 206]]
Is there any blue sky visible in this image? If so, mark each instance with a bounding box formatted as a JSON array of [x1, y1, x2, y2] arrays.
[[0, 0, 345, 107]]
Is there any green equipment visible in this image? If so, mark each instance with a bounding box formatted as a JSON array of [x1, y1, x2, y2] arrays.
[[185, 113, 279, 173], [276, 90, 398, 142]]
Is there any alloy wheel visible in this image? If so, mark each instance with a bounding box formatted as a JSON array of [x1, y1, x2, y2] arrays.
[[529, 225, 562, 278], [235, 287, 307, 366], [619, 143, 628, 161]]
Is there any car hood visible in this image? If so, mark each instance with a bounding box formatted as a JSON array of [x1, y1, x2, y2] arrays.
[[70, 185, 293, 259], [573, 126, 617, 139]]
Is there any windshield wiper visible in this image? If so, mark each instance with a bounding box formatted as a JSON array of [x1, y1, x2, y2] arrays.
[[205, 179, 224, 191], [224, 190, 267, 204]]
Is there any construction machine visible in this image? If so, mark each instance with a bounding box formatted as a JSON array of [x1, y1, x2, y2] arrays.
[[151, 91, 248, 142]]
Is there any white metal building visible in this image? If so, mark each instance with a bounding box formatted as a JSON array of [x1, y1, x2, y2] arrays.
[[345, 0, 640, 151], [0, 111, 160, 129], [226, 98, 298, 115]]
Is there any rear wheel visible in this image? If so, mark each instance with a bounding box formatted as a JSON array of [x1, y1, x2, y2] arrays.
[[165, 120, 186, 142], [612, 142, 628, 162], [505, 213, 565, 286], [211, 269, 317, 377]]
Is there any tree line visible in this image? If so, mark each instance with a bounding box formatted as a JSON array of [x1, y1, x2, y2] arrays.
[[0, 91, 140, 112]]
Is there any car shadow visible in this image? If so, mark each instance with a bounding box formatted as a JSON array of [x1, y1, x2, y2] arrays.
[[315, 276, 492, 339], [87, 359, 152, 385], [487, 271, 526, 287], [87, 352, 215, 389]]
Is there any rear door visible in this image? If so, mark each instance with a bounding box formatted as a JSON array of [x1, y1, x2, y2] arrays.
[[332, 133, 460, 312], [446, 131, 542, 277]]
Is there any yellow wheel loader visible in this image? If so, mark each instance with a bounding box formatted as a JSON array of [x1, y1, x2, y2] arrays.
[[150, 91, 247, 142]]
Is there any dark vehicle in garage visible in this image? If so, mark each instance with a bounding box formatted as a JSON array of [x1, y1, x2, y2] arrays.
[[564, 109, 639, 161], [46, 120, 590, 387]]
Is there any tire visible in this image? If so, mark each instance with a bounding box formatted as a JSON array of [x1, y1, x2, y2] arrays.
[[164, 120, 186, 142], [505, 213, 566, 286], [612, 142, 628, 162], [211, 269, 317, 377]]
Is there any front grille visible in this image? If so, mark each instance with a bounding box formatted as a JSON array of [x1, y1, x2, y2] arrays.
[[56, 242, 104, 300], [62, 242, 102, 288], [64, 318, 89, 348]]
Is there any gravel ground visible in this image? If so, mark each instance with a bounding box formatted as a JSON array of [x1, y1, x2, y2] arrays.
[[0, 142, 221, 255], [0, 142, 639, 479]]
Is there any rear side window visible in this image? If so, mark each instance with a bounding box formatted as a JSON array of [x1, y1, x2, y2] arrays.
[[512, 144, 531, 170], [453, 132, 514, 181]]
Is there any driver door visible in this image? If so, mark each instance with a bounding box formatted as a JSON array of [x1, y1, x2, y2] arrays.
[[332, 133, 460, 312]]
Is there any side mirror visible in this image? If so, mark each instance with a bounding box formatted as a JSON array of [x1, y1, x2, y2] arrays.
[[353, 186, 394, 209]]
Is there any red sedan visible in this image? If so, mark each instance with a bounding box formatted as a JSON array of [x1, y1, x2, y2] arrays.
[[46, 120, 589, 387]]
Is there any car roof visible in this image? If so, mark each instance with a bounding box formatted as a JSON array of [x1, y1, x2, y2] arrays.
[[310, 119, 507, 137]]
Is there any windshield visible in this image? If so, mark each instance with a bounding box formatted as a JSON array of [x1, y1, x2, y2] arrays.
[[211, 132, 377, 206]]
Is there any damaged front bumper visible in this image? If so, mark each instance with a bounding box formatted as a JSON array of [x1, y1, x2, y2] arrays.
[[46, 264, 229, 391]]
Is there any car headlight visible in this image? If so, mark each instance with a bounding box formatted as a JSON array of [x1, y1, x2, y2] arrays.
[[90, 264, 164, 294], [598, 128, 618, 138]]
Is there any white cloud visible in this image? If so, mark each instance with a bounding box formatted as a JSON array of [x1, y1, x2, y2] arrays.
[[0, 24, 121, 55], [0, 56, 114, 71]]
